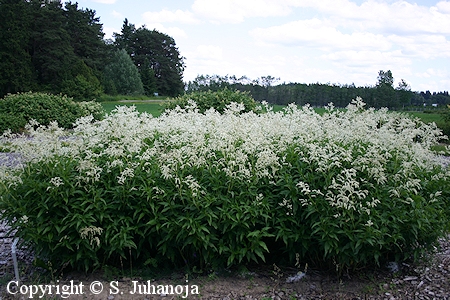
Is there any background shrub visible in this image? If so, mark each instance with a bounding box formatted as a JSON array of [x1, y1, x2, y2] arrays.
[[1, 100, 449, 275], [60, 60, 103, 102], [0, 92, 104, 133], [0, 112, 27, 133], [60, 74, 103, 102], [102, 49, 144, 96], [440, 105, 450, 138], [163, 88, 258, 114]]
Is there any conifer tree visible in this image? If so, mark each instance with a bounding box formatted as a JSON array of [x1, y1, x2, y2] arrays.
[[103, 49, 144, 95]]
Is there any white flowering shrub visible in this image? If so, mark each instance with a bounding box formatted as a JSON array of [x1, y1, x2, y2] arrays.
[[1, 98, 449, 273]]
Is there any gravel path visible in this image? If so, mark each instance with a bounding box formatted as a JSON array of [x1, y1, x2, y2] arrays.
[[0, 218, 34, 283]]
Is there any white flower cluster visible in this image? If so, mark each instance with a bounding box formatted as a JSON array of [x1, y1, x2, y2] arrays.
[[79, 226, 103, 248], [1, 98, 448, 215], [47, 176, 64, 190]]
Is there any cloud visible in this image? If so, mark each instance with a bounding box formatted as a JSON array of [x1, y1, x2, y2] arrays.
[[286, 0, 359, 19], [90, 0, 116, 4], [416, 68, 448, 79], [103, 26, 118, 40], [414, 68, 450, 91], [142, 9, 200, 24], [183, 45, 224, 76], [250, 0, 450, 68], [183, 58, 234, 82], [111, 10, 123, 19], [142, 23, 188, 39], [250, 19, 391, 51], [287, 0, 450, 35], [184, 51, 297, 85], [436, 1, 450, 13], [192, 0, 291, 23], [195, 45, 223, 60], [388, 34, 450, 59], [323, 50, 411, 69], [316, 49, 419, 88], [237, 54, 290, 80], [355, 1, 450, 35]]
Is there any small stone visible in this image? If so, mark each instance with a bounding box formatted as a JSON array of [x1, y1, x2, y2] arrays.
[[107, 296, 114, 300], [403, 276, 418, 281], [387, 261, 399, 273]]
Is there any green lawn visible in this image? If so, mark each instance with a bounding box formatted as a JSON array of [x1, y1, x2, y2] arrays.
[[101, 101, 165, 116], [405, 111, 445, 124]]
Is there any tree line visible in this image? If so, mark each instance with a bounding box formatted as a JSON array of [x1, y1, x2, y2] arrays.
[[186, 72, 450, 109], [2, 0, 448, 107], [0, 0, 185, 100]]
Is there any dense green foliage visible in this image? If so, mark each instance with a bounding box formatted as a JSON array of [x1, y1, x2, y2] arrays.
[[186, 74, 450, 109], [440, 105, 450, 138], [0, 1, 184, 99], [114, 19, 185, 97], [163, 88, 258, 113], [443, 105, 450, 123], [1, 100, 448, 274], [103, 49, 144, 95], [0, 92, 104, 133], [60, 61, 103, 101], [140, 58, 157, 96], [0, 0, 35, 95], [0, 0, 106, 100]]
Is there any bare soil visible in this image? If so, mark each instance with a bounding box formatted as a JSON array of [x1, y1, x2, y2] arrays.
[[1, 235, 449, 299]]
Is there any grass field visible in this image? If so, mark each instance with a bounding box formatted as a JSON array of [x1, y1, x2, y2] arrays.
[[406, 111, 445, 123], [101, 101, 165, 116]]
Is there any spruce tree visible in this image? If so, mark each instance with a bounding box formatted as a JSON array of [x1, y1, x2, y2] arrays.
[[103, 49, 144, 95]]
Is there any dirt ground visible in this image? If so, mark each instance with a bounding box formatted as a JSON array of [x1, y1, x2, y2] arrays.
[[1, 235, 449, 300]]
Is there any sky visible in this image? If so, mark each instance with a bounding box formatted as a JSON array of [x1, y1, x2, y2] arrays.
[[76, 0, 450, 92]]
